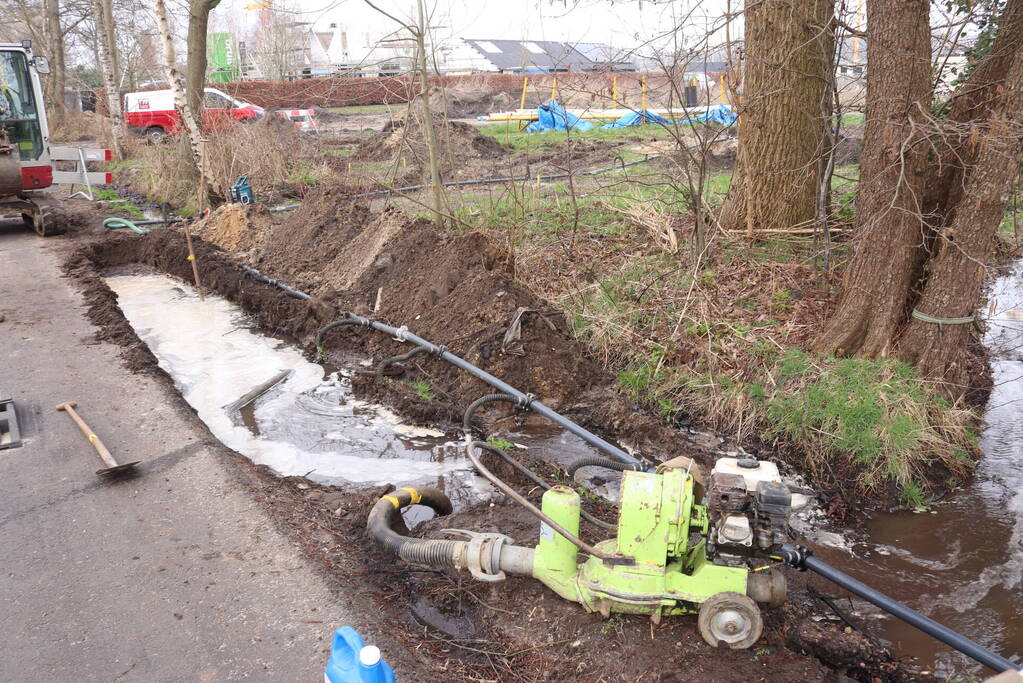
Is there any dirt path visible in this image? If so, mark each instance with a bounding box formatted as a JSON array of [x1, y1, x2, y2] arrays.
[[0, 221, 372, 681]]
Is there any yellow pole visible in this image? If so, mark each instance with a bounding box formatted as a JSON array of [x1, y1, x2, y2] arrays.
[[519, 76, 528, 109], [612, 75, 617, 105], [719, 74, 728, 105], [551, 77, 558, 102], [641, 77, 647, 120]]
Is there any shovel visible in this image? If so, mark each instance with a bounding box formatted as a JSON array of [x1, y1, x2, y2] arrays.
[[56, 401, 140, 476]]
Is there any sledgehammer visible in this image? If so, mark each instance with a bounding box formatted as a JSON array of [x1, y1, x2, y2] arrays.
[[56, 402, 139, 476]]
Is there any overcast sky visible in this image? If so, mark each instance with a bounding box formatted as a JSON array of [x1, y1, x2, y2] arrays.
[[211, 0, 736, 54]]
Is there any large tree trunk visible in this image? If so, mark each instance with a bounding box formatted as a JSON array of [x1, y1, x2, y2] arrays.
[[898, 48, 1023, 390], [92, 0, 125, 158], [185, 0, 219, 125], [42, 0, 65, 124], [813, 0, 933, 357], [719, 0, 834, 235], [923, 0, 1023, 229]]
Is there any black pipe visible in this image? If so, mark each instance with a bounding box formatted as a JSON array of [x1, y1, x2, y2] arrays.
[[322, 313, 640, 466], [775, 545, 1019, 673], [240, 265, 312, 300], [366, 486, 464, 567]]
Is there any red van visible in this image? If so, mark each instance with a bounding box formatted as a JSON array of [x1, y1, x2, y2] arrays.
[[124, 87, 265, 143]]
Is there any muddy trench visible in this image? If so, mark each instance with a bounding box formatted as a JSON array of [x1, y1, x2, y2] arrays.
[[60, 225, 925, 683]]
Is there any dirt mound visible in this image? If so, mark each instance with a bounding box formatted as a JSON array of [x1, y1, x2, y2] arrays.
[[188, 203, 274, 254], [440, 87, 517, 118], [354, 106, 507, 181]]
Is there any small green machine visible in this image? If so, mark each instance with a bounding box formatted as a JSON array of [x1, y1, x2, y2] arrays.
[[369, 455, 791, 649]]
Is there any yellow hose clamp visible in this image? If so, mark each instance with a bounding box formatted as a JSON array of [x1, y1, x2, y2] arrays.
[[398, 487, 421, 505]]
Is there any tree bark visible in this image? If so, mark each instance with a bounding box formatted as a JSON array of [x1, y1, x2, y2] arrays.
[[922, 0, 1023, 228], [92, 0, 125, 158], [719, 0, 835, 235], [101, 0, 118, 85], [42, 0, 65, 124], [898, 48, 1023, 391], [185, 0, 220, 126], [813, 0, 932, 357]]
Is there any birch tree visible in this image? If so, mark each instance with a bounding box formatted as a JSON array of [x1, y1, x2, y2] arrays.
[[153, 0, 209, 205], [92, 0, 125, 157]]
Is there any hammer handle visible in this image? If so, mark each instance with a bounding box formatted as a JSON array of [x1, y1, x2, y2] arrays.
[[60, 405, 118, 469]]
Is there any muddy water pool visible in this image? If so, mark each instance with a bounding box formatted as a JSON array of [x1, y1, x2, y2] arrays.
[[104, 274, 490, 512]]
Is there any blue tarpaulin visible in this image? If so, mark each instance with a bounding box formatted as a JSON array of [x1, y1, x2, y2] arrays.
[[600, 110, 671, 129], [697, 104, 737, 126], [525, 100, 594, 133], [600, 104, 737, 129]]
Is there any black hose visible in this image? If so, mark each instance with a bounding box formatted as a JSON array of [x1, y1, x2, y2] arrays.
[[775, 545, 1020, 673], [462, 393, 522, 433], [473, 441, 614, 531], [376, 346, 429, 377], [315, 318, 370, 355], [566, 456, 646, 477], [366, 486, 464, 568]]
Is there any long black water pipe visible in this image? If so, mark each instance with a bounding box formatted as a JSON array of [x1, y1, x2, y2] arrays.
[[776, 545, 1019, 673], [320, 312, 641, 467]]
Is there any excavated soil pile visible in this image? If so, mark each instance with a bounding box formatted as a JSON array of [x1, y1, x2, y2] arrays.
[[440, 87, 518, 118], [354, 106, 507, 182], [188, 203, 274, 255]]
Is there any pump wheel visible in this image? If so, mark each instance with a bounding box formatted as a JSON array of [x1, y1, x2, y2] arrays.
[[697, 592, 763, 649]]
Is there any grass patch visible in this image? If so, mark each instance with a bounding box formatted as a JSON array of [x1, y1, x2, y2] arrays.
[[410, 379, 435, 401], [477, 121, 675, 154], [485, 436, 515, 451], [670, 350, 976, 493], [93, 187, 146, 220]]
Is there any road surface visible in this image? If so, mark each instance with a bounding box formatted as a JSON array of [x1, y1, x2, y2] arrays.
[[0, 222, 352, 681]]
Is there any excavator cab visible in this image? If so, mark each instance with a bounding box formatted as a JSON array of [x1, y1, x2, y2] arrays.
[[0, 48, 45, 162], [0, 41, 51, 234]]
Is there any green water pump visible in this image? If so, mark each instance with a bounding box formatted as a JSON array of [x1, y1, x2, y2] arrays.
[[531, 461, 788, 647], [369, 456, 792, 649]]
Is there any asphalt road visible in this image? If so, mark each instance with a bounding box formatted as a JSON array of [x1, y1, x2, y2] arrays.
[[0, 223, 350, 681]]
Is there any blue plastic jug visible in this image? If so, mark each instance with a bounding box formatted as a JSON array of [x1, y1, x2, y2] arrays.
[[324, 626, 395, 683]]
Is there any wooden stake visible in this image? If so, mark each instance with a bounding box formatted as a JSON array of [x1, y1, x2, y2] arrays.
[[184, 213, 204, 299]]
